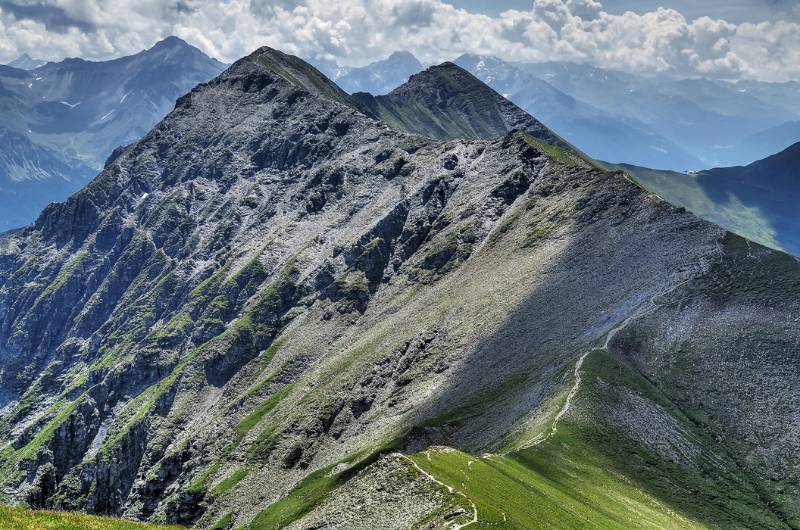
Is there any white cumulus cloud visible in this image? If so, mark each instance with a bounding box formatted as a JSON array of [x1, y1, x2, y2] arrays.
[[0, 0, 797, 81]]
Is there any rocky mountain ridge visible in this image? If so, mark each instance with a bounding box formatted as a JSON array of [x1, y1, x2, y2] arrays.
[[0, 46, 799, 530]]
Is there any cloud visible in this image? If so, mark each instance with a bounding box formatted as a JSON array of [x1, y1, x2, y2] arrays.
[[0, 0, 798, 82], [0, 1, 94, 32]]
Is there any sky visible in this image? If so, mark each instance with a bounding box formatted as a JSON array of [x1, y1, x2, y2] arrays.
[[0, 0, 798, 82], [451, 0, 798, 22]]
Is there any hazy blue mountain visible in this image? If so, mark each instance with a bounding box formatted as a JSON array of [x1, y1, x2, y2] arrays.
[[516, 61, 800, 167], [335, 51, 424, 94], [455, 54, 704, 170], [612, 142, 800, 257], [6, 53, 46, 70], [697, 142, 800, 254], [0, 36, 225, 231], [732, 121, 800, 165], [305, 56, 351, 83]]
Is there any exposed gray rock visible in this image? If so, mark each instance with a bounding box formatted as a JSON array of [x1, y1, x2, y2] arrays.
[[0, 44, 799, 529]]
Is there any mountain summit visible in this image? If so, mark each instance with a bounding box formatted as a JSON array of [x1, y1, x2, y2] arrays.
[[1, 46, 799, 529], [353, 62, 576, 152], [0, 37, 225, 230], [6, 53, 45, 70]]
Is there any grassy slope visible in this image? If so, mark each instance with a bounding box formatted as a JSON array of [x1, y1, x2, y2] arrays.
[[605, 163, 783, 253], [245, 349, 786, 529], [0, 505, 182, 530], [408, 349, 787, 529]]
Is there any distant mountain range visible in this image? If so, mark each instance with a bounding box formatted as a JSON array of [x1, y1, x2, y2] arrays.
[[0, 37, 225, 230], [517, 60, 799, 168], [609, 142, 800, 256], [315, 51, 800, 171], [4, 45, 800, 529], [6, 53, 45, 70], [453, 54, 704, 170], [333, 51, 423, 95]]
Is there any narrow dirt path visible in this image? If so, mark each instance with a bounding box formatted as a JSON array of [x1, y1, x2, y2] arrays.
[[397, 452, 479, 529], [532, 309, 642, 446]]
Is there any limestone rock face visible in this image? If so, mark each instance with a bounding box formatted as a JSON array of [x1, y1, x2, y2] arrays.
[[1, 46, 799, 529]]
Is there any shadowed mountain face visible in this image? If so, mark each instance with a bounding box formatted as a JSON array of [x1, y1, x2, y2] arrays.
[[614, 143, 800, 257], [0, 36, 225, 231], [697, 143, 800, 254], [1, 46, 800, 530]]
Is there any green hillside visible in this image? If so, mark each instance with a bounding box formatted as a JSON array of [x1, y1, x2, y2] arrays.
[[0, 505, 182, 530]]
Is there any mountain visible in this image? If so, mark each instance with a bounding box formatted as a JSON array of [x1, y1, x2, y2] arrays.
[[0, 36, 225, 231], [6, 54, 46, 70], [734, 120, 800, 164], [353, 62, 579, 154], [335, 51, 424, 95], [516, 61, 800, 167], [609, 142, 800, 257], [2, 46, 800, 530], [455, 54, 704, 171], [696, 143, 800, 254]]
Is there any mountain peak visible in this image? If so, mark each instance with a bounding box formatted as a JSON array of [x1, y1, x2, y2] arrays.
[[7, 53, 46, 70], [353, 60, 575, 152], [150, 35, 191, 51], [233, 46, 356, 108], [385, 51, 422, 65], [398, 61, 487, 93]]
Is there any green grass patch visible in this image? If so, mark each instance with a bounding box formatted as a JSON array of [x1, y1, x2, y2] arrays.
[[524, 134, 603, 169], [185, 462, 221, 494], [15, 393, 87, 463], [37, 251, 87, 301], [0, 504, 182, 529], [243, 336, 288, 398], [236, 383, 294, 437], [249, 440, 402, 529], [208, 512, 233, 530], [211, 468, 248, 497]]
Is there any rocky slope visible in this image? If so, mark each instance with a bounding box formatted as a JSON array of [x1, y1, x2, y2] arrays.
[[454, 53, 705, 171], [0, 46, 799, 530], [0, 36, 225, 230], [352, 62, 574, 152], [613, 143, 800, 257]]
